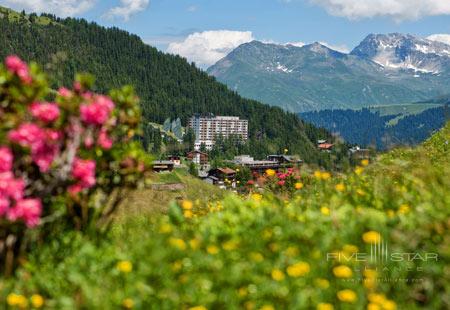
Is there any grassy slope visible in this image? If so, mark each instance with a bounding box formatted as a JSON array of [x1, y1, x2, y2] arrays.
[[1, 124, 449, 309], [369, 103, 444, 125], [117, 170, 225, 217]]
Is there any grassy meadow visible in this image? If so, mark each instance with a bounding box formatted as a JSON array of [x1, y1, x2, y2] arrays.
[[1, 123, 449, 309]]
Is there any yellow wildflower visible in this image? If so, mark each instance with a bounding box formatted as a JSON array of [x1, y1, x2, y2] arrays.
[[284, 246, 299, 257], [355, 166, 364, 175], [337, 289, 357, 303], [260, 305, 275, 310], [31, 294, 44, 308], [321, 172, 331, 180], [271, 268, 285, 281], [368, 293, 386, 304], [122, 298, 134, 309], [314, 170, 323, 179], [169, 238, 187, 250], [317, 303, 334, 310], [222, 240, 239, 251], [207, 245, 219, 255], [249, 252, 264, 262], [116, 260, 133, 273], [381, 300, 397, 310], [266, 169, 276, 177], [343, 244, 359, 254], [245, 301, 256, 310], [238, 287, 248, 297], [321, 207, 330, 216], [367, 304, 381, 310], [7, 293, 28, 308], [182, 200, 193, 210], [335, 183, 346, 192], [251, 193, 263, 201], [189, 306, 207, 310], [171, 260, 183, 272], [295, 182, 304, 190], [189, 238, 201, 250], [361, 159, 370, 166], [184, 210, 194, 218], [387, 210, 395, 218], [284, 148, 289, 153], [364, 269, 378, 279], [159, 223, 173, 234], [314, 278, 330, 289], [398, 204, 410, 214], [286, 261, 310, 277], [362, 231, 381, 244], [333, 265, 353, 278]]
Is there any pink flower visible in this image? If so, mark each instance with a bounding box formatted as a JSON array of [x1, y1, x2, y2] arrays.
[[278, 174, 287, 180], [5, 55, 32, 84], [31, 143, 59, 173], [58, 87, 72, 98], [8, 123, 46, 147], [277, 180, 285, 186], [7, 198, 42, 228], [68, 184, 83, 196], [72, 157, 96, 189], [0, 197, 10, 217], [0, 146, 13, 172], [98, 129, 113, 150], [80, 95, 114, 126], [247, 180, 255, 185], [0, 172, 25, 201], [29, 102, 60, 123]]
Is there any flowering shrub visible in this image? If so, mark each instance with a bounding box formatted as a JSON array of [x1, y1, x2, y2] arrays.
[[0, 56, 150, 275]]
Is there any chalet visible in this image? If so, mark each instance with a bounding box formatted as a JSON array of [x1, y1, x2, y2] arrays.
[[186, 150, 208, 165], [267, 155, 303, 166], [230, 155, 282, 173], [349, 146, 370, 160], [167, 155, 181, 166], [152, 160, 175, 172], [206, 168, 237, 188]]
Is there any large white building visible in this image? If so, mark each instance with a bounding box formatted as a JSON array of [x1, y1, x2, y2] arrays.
[[188, 114, 248, 150]]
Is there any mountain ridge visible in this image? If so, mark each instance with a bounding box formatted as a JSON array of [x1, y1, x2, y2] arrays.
[[208, 34, 450, 112]]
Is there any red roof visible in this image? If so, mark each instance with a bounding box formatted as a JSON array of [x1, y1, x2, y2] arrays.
[[217, 167, 236, 175], [318, 143, 334, 150]]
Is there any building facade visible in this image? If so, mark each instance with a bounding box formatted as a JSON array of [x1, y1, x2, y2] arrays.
[[188, 115, 248, 150]]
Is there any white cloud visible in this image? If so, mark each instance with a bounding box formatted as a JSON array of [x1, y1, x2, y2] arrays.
[[167, 30, 255, 68], [308, 0, 450, 21], [427, 34, 450, 46], [286, 41, 306, 47], [319, 41, 350, 53], [187, 5, 197, 12], [104, 0, 149, 21], [0, 0, 95, 16]]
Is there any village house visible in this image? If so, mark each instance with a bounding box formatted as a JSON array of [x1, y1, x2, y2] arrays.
[[205, 167, 237, 189], [167, 155, 181, 166], [186, 150, 209, 166], [152, 160, 175, 173]]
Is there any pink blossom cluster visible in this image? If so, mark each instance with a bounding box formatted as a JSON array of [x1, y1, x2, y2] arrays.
[[8, 123, 62, 173], [5, 55, 32, 84], [68, 158, 96, 195], [80, 95, 114, 126], [0, 146, 42, 228], [29, 102, 60, 123]]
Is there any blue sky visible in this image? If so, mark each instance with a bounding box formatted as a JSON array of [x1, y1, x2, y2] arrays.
[[2, 0, 450, 68]]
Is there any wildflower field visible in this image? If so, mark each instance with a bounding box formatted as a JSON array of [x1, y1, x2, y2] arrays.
[[1, 57, 449, 309]]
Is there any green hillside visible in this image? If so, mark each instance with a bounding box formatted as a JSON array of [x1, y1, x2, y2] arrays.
[[0, 6, 336, 164]]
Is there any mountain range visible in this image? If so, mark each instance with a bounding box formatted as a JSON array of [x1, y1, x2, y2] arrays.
[[208, 34, 450, 112]]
